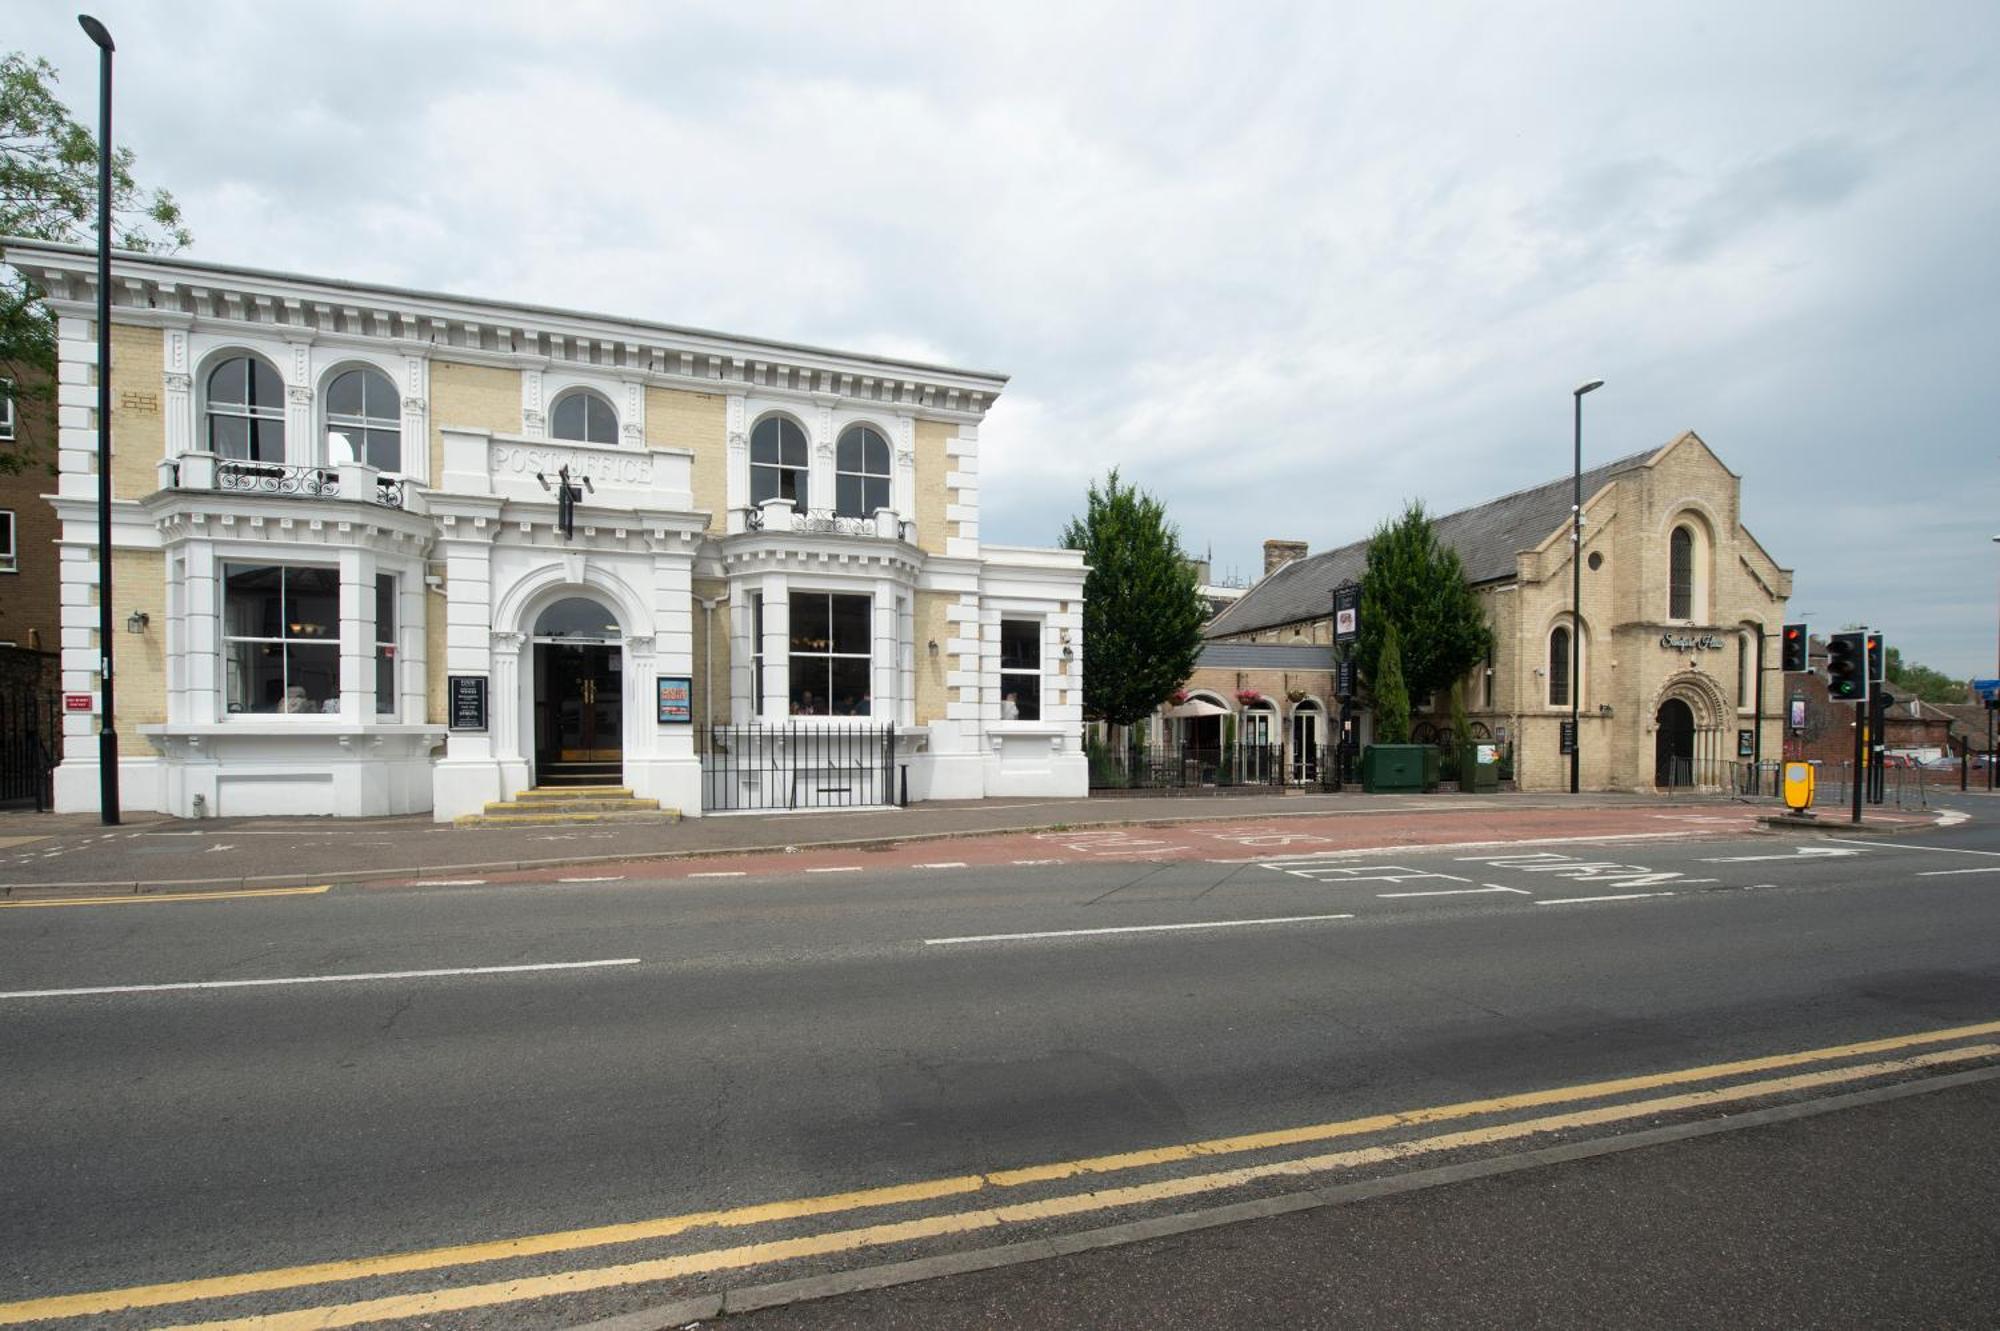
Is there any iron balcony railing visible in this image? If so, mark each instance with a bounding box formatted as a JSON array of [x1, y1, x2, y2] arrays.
[[213, 460, 406, 508], [735, 506, 915, 542]]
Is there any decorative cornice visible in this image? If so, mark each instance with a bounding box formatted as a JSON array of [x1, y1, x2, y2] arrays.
[[6, 241, 1006, 419]]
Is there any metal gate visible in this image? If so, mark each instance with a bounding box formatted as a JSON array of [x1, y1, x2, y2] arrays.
[[0, 649, 59, 811], [703, 724, 898, 812]]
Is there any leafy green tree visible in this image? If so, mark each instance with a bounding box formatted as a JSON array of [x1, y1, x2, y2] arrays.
[[1, 51, 190, 473], [1373, 621, 1411, 744], [1448, 679, 1470, 749], [1061, 470, 1206, 730], [1356, 501, 1492, 704], [1885, 647, 1968, 705]]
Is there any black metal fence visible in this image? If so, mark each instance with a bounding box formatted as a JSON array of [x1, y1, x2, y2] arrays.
[[703, 723, 899, 812], [0, 651, 59, 810], [1088, 741, 1335, 793]]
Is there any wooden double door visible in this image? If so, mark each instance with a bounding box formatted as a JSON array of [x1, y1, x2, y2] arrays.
[[535, 642, 623, 770]]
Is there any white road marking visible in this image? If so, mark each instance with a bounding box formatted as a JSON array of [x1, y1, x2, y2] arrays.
[[557, 875, 625, 883], [1700, 847, 1864, 863], [805, 866, 863, 874], [925, 913, 1355, 945], [1536, 892, 1676, 905], [410, 879, 487, 887], [1483, 883, 1534, 893], [1823, 837, 2000, 857], [1916, 866, 2000, 877], [915, 861, 968, 869], [687, 871, 745, 878], [1377, 886, 1526, 899], [0, 958, 643, 1000], [1011, 858, 1066, 866]]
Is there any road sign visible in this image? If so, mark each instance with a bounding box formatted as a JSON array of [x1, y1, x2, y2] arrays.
[[1973, 678, 2000, 703], [63, 692, 93, 712]]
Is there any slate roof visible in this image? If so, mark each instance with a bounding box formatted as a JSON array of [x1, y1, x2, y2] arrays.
[[1196, 642, 1338, 671], [1206, 448, 1658, 638]]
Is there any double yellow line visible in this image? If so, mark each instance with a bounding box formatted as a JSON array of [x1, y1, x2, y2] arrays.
[[6, 1018, 1998, 1329]]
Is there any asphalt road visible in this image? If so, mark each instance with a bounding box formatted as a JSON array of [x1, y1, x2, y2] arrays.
[[2, 815, 1997, 1327]]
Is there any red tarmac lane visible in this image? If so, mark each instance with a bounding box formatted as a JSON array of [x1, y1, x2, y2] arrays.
[[421, 803, 1800, 889]]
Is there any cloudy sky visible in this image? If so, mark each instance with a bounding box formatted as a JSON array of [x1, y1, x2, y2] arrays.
[[17, 1, 2000, 675]]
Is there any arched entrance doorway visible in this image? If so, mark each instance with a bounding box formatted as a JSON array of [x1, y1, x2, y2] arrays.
[[1290, 700, 1323, 783], [533, 596, 625, 787], [1655, 697, 1695, 787]]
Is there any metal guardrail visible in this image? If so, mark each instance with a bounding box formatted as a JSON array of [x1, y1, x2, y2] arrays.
[[213, 460, 405, 507], [703, 723, 899, 812]]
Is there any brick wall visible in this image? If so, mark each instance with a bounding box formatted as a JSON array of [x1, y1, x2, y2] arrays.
[[646, 386, 726, 531], [102, 548, 167, 726], [0, 367, 61, 649], [428, 361, 520, 477], [914, 419, 954, 556], [108, 324, 165, 501]]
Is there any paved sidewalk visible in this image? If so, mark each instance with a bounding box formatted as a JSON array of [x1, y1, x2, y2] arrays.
[[0, 789, 1941, 897], [699, 1075, 2000, 1331]]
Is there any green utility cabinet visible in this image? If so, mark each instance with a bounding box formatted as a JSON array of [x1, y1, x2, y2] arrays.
[[1361, 744, 1434, 793], [1459, 742, 1500, 792]]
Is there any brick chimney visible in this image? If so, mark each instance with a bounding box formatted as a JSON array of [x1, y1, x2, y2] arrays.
[[1263, 539, 1309, 578]]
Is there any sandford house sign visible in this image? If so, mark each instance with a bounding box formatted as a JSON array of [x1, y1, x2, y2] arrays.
[[1660, 632, 1725, 653]]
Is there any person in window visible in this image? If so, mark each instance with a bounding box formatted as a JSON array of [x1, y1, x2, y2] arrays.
[[283, 685, 312, 714], [793, 691, 819, 716], [1002, 691, 1020, 721]]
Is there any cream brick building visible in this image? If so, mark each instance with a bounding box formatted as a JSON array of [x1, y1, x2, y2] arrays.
[[1188, 433, 1792, 792], [5, 241, 1085, 819]]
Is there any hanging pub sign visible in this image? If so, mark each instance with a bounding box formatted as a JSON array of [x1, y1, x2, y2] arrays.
[[656, 675, 693, 725], [1332, 582, 1361, 645], [448, 675, 488, 731]]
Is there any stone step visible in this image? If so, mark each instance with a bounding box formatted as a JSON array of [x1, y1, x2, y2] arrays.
[[480, 796, 659, 816], [454, 808, 682, 828], [513, 786, 634, 801]]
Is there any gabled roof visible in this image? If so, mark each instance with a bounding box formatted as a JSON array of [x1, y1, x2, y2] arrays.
[[1207, 448, 1656, 638]]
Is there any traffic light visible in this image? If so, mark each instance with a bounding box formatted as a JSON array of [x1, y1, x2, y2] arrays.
[[1826, 630, 1867, 704], [1866, 632, 1884, 684], [1781, 623, 1808, 673]]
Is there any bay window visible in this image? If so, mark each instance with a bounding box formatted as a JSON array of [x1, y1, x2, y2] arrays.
[[375, 574, 398, 715], [223, 563, 339, 714], [789, 592, 871, 716]]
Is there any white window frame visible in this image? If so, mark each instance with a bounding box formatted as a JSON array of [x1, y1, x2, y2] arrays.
[[221, 560, 343, 718], [0, 509, 15, 573], [549, 387, 620, 445], [203, 352, 289, 463], [998, 616, 1043, 721], [751, 415, 811, 512], [835, 425, 892, 518], [0, 376, 15, 442], [324, 364, 404, 475], [375, 573, 399, 717], [787, 590, 873, 718]]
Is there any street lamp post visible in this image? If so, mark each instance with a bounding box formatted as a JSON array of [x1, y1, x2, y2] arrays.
[[79, 13, 119, 825], [1570, 379, 1603, 795]]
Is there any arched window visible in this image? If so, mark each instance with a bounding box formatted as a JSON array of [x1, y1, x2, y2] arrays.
[[325, 366, 400, 472], [533, 597, 621, 640], [550, 389, 618, 445], [1738, 629, 1756, 707], [751, 416, 809, 509], [206, 355, 286, 462], [1548, 624, 1572, 707], [1669, 525, 1695, 620], [835, 425, 891, 517]]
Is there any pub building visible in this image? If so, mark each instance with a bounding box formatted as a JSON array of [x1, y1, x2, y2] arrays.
[[1184, 431, 1793, 791], [7, 241, 1085, 819]]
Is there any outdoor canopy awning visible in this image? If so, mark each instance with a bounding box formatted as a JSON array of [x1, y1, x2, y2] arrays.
[[1164, 698, 1230, 718]]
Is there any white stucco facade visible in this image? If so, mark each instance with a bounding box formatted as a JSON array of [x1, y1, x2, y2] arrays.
[[9, 241, 1087, 820]]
